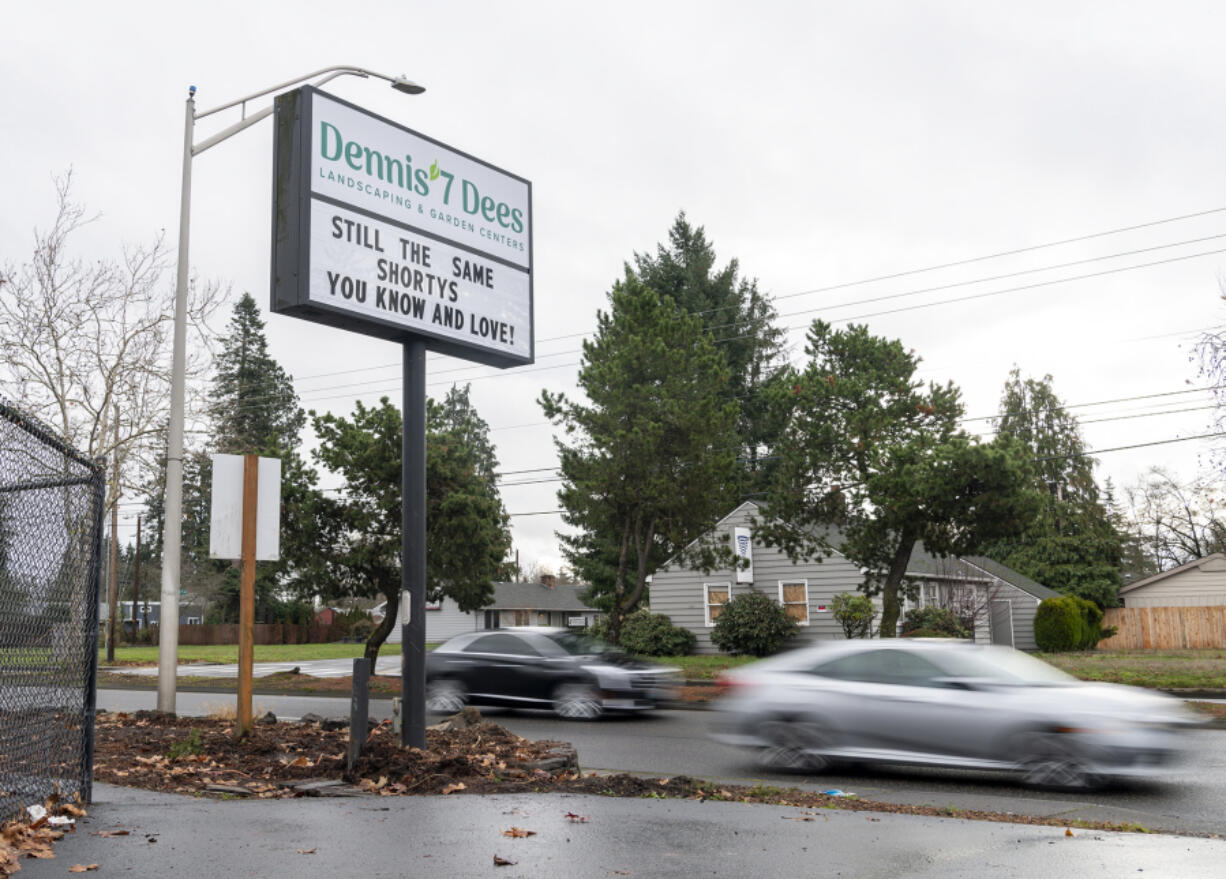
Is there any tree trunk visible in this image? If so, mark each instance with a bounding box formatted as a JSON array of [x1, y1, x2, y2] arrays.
[[606, 519, 634, 645], [878, 534, 915, 638], [365, 587, 400, 663]]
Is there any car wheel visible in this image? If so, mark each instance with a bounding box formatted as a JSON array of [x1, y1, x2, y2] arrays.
[[1014, 731, 1100, 790], [425, 679, 468, 713], [757, 718, 832, 772], [553, 683, 604, 720]]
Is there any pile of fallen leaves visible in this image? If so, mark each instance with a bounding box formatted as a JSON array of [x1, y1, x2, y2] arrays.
[[92, 708, 578, 799], [1, 792, 93, 877]]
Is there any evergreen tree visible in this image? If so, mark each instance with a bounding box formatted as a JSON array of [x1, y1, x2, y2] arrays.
[[632, 213, 787, 497], [985, 369, 1124, 607], [540, 273, 740, 644], [309, 390, 513, 662], [142, 293, 325, 623], [207, 293, 305, 455], [757, 321, 1039, 637]]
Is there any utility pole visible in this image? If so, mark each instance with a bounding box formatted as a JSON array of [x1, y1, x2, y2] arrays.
[[106, 404, 120, 661], [131, 515, 142, 642]]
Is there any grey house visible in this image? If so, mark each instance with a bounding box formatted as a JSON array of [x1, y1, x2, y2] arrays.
[[649, 501, 1058, 653], [380, 575, 600, 643]]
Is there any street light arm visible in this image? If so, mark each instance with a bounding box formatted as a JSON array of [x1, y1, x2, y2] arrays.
[[193, 104, 275, 156], [192, 67, 423, 157], [195, 65, 420, 120]]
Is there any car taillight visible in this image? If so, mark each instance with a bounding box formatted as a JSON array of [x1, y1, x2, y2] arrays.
[[715, 675, 747, 697]]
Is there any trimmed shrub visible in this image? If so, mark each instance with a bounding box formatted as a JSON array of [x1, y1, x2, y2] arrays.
[[900, 627, 948, 638], [900, 606, 970, 639], [1070, 596, 1105, 650], [1036, 595, 1114, 651], [1034, 596, 1083, 652], [616, 609, 696, 656], [585, 615, 612, 642], [711, 591, 799, 657], [831, 592, 876, 639]]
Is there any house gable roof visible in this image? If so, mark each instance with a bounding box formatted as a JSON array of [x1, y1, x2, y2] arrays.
[[487, 581, 597, 612], [959, 556, 1061, 600], [1120, 552, 1226, 594], [658, 502, 1059, 599]]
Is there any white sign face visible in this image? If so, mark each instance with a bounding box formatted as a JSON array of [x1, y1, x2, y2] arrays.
[[733, 526, 754, 583], [209, 455, 281, 561], [308, 201, 529, 360], [272, 86, 533, 367], [310, 93, 530, 270]]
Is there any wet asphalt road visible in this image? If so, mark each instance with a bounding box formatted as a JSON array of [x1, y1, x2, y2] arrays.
[[96, 689, 1226, 836]]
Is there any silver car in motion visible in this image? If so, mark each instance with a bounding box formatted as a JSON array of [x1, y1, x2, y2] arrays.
[[710, 639, 1199, 789]]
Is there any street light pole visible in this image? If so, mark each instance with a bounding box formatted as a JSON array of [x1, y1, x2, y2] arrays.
[[157, 88, 194, 712], [157, 67, 424, 714]]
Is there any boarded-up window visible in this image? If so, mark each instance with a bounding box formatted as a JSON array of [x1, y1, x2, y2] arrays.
[[538, 611, 550, 626], [705, 583, 731, 627], [514, 610, 530, 626], [780, 581, 809, 624]]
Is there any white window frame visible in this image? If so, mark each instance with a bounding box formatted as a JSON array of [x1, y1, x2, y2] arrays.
[[778, 579, 810, 626], [704, 582, 732, 627]]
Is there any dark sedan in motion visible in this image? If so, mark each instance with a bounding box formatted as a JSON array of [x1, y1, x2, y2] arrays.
[[425, 628, 681, 720]]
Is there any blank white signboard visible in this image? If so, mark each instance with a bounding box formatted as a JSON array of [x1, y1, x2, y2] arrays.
[[209, 454, 281, 561]]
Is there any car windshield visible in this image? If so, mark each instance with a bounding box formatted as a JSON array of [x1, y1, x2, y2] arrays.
[[545, 632, 616, 656], [930, 646, 1076, 685]]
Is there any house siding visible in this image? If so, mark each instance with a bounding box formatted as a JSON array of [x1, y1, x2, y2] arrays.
[[386, 595, 481, 644], [1123, 562, 1226, 608], [653, 502, 1053, 654], [651, 503, 868, 654]]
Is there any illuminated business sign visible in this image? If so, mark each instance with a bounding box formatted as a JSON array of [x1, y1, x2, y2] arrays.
[[271, 86, 533, 367]]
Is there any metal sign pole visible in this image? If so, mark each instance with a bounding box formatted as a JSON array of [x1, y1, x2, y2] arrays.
[[401, 339, 427, 748]]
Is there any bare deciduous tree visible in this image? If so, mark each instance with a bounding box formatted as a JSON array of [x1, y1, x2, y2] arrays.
[[0, 171, 224, 513], [1122, 467, 1226, 572]]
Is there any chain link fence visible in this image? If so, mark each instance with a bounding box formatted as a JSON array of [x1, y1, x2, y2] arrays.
[[0, 398, 104, 821]]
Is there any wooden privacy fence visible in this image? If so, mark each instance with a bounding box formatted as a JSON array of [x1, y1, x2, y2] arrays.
[[1098, 606, 1226, 650], [152, 623, 336, 646]]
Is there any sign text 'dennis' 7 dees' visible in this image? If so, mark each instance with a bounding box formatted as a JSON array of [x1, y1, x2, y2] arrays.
[[271, 86, 533, 367]]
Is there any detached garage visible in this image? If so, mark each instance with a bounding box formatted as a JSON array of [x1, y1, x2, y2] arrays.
[[1120, 553, 1226, 608]]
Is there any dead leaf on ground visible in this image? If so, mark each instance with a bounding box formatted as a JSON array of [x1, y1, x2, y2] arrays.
[[1065, 828, 1074, 837], [69, 864, 100, 872], [564, 812, 590, 823], [501, 827, 536, 838], [493, 854, 516, 866], [783, 816, 815, 822], [441, 782, 466, 795], [92, 829, 131, 837], [297, 847, 317, 855]]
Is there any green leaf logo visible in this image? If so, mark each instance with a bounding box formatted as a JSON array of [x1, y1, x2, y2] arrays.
[[429, 161, 440, 181]]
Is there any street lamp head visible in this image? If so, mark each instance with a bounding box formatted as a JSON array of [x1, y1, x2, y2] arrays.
[[391, 77, 426, 95]]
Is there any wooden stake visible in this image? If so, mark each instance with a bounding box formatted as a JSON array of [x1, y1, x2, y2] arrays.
[[237, 454, 258, 738]]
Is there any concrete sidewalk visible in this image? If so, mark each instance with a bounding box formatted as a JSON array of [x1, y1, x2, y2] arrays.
[[18, 784, 1226, 879]]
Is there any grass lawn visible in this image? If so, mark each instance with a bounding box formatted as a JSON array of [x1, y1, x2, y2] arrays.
[[99, 642, 408, 666], [658, 654, 759, 679], [1038, 649, 1226, 690]]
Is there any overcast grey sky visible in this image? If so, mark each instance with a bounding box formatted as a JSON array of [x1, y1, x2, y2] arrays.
[[3, 1, 1225, 571]]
